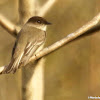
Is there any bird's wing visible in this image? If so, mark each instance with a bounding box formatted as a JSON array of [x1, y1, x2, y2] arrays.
[[3, 51, 24, 74], [20, 40, 43, 66], [2, 40, 44, 74], [2, 27, 46, 74]]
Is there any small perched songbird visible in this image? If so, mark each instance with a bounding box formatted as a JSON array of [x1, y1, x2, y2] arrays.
[[2, 16, 51, 74]]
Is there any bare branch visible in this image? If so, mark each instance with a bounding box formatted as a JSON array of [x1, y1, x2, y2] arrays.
[[29, 13, 100, 62], [0, 13, 100, 74], [0, 66, 5, 73], [0, 0, 56, 37], [38, 0, 56, 17], [0, 14, 19, 37]]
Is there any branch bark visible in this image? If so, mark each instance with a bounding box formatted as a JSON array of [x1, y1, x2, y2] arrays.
[[0, 12, 100, 73], [0, 14, 18, 37]]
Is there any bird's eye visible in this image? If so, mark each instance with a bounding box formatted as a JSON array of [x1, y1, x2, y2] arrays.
[[37, 20, 41, 23]]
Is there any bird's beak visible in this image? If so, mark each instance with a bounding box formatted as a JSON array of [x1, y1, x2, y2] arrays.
[[46, 22, 52, 25]]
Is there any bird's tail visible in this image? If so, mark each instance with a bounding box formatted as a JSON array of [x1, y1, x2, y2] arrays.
[[1, 55, 23, 74], [1, 58, 16, 74]]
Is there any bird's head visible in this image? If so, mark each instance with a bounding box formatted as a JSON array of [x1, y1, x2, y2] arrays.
[[27, 16, 51, 31]]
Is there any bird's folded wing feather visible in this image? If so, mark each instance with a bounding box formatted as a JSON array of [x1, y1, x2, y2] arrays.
[[2, 39, 44, 74], [1, 26, 46, 74]]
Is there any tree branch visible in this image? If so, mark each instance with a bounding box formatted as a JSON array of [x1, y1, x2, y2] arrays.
[[38, 0, 56, 17], [0, 14, 19, 37], [0, 13, 100, 73], [29, 13, 100, 62], [0, 0, 56, 37]]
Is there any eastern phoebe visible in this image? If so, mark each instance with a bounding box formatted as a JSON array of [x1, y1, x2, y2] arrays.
[[2, 16, 51, 74]]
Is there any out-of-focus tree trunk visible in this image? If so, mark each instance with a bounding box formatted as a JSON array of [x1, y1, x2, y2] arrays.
[[19, 0, 35, 24], [19, 0, 45, 100]]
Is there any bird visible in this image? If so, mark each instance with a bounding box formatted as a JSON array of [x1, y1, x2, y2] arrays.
[[1, 16, 51, 74]]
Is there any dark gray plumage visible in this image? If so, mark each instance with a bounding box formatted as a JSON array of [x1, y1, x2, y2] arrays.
[[2, 16, 51, 74]]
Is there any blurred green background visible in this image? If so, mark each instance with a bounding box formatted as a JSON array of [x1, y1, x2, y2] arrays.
[[0, 0, 100, 100]]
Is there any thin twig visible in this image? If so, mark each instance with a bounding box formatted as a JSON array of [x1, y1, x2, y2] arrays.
[[0, 13, 100, 73], [38, 0, 56, 17]]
